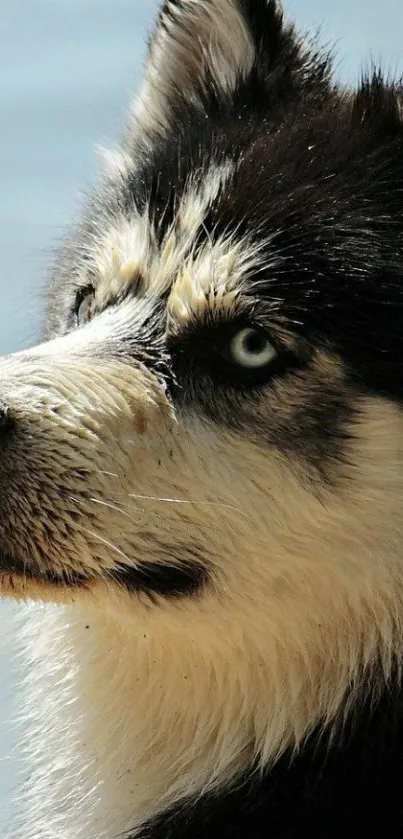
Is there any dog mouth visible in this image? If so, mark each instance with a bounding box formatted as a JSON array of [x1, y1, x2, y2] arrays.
[[0, 552, 208, 597]]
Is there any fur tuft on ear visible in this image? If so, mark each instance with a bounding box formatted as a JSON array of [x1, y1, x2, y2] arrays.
[[353, 71, 403, 138], [130, 0, 332, 145]]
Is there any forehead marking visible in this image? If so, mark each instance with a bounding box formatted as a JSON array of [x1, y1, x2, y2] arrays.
[[91, 160, 259, 324], [177, 160, 235, 237]]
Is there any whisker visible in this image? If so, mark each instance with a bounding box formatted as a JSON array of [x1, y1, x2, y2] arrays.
[[69, 494, 230, 544], [70, 494, 170, 525], [82, 528, 133, 565], [89, 497, 136, 516], [70, 491, 242, 517], [94, 471, 243, 514], [127, 492, 241, 512]]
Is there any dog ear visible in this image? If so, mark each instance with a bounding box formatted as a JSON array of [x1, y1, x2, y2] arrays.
[[130, 0, 331, 144]]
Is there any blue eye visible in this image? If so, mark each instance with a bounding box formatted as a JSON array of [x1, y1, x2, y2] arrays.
[[226, 327, 277, 369]]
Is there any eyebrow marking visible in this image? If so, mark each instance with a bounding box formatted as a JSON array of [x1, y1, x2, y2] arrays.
[[86, 161, 241, 312], [167, 235, 264, 329]]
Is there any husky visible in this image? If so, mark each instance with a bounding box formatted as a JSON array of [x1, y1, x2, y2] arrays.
[[1, 0, 403, 836]]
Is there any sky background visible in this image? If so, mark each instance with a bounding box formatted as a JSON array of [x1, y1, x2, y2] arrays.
[[0, 0, 403, 829]]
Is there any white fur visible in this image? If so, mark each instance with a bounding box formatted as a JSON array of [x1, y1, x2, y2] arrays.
[[131, 0, 255, 141], [97, 146, 135, 181]]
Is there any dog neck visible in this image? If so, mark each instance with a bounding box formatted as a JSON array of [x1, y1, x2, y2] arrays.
[[14, 573, 403, 839]]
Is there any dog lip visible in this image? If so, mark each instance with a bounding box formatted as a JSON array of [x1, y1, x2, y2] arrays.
[[0, 554, 208, 596], [111, 560, 209, 596], [0, 552, 88, 588]]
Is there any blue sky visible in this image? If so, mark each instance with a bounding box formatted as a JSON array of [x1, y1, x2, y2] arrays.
[[0, 0, 403, 828], [290, 0, 403, 80]]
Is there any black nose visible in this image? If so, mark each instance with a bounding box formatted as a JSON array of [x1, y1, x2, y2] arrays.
[[0, 403, 12, 436]]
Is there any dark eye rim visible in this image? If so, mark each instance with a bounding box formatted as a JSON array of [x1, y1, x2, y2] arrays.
[[170, 320, 279, 361], [73, 283, 96, 326], [169, 319, 307, 390]]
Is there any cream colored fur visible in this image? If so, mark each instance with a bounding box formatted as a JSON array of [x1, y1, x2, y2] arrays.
[[3, 322, 403, 837]]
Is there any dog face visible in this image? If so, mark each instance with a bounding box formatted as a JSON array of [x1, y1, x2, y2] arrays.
[[2, 0, 403, 779]]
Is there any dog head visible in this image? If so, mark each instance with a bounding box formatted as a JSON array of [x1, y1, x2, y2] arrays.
[[2, 0, 403, 772]]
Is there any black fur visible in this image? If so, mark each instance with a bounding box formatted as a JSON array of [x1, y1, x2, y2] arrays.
[[140, 680, 403, 838]]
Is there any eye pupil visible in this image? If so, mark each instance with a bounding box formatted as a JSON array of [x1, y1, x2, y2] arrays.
[[242, 331, 267, 355]]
